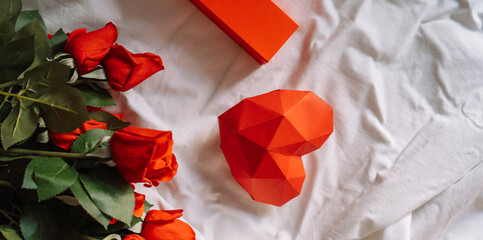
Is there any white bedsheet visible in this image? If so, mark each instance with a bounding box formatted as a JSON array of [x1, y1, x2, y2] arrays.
[[23, 0, 483, 239]]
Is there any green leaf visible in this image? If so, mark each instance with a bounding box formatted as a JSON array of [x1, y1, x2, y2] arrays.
[[1, 80, 88, 136], [0, 155, 26, 162], [2, 61, 88, 134], [13, 19, 50, 71], [0, 225, 22, 240], [71, 129, 114, 154], [87, 82, 105, 92], [1, 99, 38, 150], [55, 195, 80, 206], [21, 61, 71, 98], [22, 157, 78, 201], [33, 157, 78, 201], [144, 200, 154, 214], [0, 35, 35, 84], [22, 157, 45, 190], [78, 85, 116, 107], [20, 205, 59, 240], [0, 100, 12, 123], [88, 111, 130, 131], [0, 0, 22, 47], [130, 216, 142, 228], [15, 10, 46, 33], [70, 178, 111, 229], [37, 86, 89, 133], [49, 29, 68, 57], [79, 167, 134, 225]]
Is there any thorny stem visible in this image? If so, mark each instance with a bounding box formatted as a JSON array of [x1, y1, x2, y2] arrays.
[[0, 209, 19, 226], [0, 180, 13, 189], [10, 203, 22, 214], [1, 210, 19, 219], [0, 87, 13, 110], [83, 235, 100, 240], [2, 148, 87, 159], [0, 79, 22, 90]]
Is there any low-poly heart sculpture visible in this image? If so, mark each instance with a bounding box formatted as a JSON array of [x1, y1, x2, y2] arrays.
[[218, 90, 333, 206]]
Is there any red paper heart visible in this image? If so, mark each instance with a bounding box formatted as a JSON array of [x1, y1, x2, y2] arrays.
[[218, 90, 333, 206]]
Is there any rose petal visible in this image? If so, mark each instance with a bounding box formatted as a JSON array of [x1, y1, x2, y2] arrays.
[[134, 192, 145, 218], [141, 210, 195, 240], [123, 234, 146, 240]]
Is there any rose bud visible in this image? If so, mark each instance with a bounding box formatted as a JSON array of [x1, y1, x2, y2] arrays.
[[64, 22, 118, 74], [103, 44, 164, 92]]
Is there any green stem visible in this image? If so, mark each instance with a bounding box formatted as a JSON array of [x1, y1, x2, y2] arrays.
[[2, 148, 87, 159], [83, 235, 100, 240], [1, 210, 19, 218], [10, 203, 21, 214], [0, 80, 22, 90], [0, 209, 19, 226], [0, 180, 13, 189], [0, 87, 13, 110]]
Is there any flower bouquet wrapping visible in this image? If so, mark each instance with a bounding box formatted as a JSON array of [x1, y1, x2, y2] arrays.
[[0, 0, 195, 239]]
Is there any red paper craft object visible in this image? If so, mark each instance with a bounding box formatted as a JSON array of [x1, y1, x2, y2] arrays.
[[218, 90, 333, 206], [190, 0, 299, 64]]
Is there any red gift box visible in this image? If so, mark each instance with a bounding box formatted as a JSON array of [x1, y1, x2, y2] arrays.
[[190, 0, 299, 64]]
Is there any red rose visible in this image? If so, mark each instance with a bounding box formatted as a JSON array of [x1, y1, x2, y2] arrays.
[[134, 192, 146, 218], [64, 22, 118, 75], [110, 126, 178, 187], [103, 44, 164, 92], [49, 108, 122, 150], [123, 235, 146, 240], [140, 210, 195, 240]]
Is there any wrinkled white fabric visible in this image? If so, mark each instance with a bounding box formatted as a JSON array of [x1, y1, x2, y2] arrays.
[[23, 0, 483, 239]]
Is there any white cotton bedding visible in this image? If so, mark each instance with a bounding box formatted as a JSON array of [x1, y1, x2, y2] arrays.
[[22, 0, 483, 239]]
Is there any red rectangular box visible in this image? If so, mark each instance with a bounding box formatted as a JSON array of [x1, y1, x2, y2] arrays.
[[190, 0, 299, 64]]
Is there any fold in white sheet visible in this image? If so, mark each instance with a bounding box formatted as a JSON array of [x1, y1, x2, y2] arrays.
[[327, 116, 483, 240]]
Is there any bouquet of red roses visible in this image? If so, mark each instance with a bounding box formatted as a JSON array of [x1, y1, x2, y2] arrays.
[[0, 0, 194, 239]]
